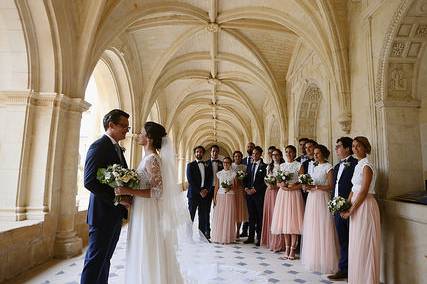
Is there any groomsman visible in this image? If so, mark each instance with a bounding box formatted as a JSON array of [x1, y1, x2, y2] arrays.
[[186, 146, 212, 238], [300, 139, 317, 203], [328, 137, 358, 281], [206, 145, 223, 239], [240, 142, 255, 237], [295, 138, 309, 163], [244, 146, 267, 246]]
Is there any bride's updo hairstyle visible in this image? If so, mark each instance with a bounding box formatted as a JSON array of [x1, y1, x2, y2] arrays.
[[144, 121, 167, 150]]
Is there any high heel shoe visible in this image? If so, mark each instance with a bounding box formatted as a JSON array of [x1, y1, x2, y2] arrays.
[[288, 246, 296, 260], [279, 246, 290, 260]]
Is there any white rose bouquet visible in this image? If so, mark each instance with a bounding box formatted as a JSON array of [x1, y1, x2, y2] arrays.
[[298, 173, 314, 185], [264, 175, 277, 186], [276, 170, 293, 183], [236, 170, 247, 181], [220, 180, 233, 193], [97, 164, 140, 205], [328, 196, 352, 215]]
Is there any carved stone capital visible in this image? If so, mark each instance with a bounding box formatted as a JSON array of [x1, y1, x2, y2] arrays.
[[338, 112, 352, 134]]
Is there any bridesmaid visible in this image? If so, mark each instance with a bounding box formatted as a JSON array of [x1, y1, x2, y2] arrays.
[[341, 137, 380, 284], [212, 157, 237, 244], [261, 149, 285, 251], [301, 144, 339, 274], [271, 145, 304, 260], [232, 151, 248, 239]]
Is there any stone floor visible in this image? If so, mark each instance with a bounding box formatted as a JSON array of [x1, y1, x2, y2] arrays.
[[9, 226, 347, 284]]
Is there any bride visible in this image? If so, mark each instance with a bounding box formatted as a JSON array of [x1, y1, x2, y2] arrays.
[[115, 121, 268, 284], [115, 121, 186, 283]]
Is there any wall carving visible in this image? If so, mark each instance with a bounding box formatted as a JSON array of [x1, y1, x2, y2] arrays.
[[388, 63, 414, 99], [297, 84, 321, 139], [391, 41, 407, 57]]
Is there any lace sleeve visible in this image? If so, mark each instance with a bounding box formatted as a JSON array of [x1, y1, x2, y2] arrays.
[[147, 154, 163, 199]]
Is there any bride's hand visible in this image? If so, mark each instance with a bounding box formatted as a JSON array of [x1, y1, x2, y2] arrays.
[[115, 186, 128, 195]]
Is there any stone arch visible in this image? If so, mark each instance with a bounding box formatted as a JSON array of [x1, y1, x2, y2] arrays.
[[297, 84, 322, 141]]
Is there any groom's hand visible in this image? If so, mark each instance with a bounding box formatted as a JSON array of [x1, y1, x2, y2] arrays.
[[200, 188, 208, 198]]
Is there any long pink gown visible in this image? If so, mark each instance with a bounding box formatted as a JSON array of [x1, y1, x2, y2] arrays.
[[301, 162, 339, 274], [348, 158, 381, 284], [271, 161, 304, 235], [261, 164, 284, 251], [211, 169, 237, 244]]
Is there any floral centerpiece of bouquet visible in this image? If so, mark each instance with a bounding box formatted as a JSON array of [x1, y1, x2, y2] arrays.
[[298, 173, 314, 185], [220, 180, 233, 193], [264, 175, 277, 186], [97, 164, 140, 205], [236, 170, 247, 181], [328, 196, 352, 214], [276, 170, 293, 183]]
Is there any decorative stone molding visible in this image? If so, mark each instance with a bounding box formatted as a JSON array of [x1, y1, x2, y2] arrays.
[[415, 24, 427, 37], [390, 41, 406, 57], [206, 22, 220, 33], [0, 90, 32, 105], [207, 77, 221, 85], [337, 112, 352, 134], [297, 84, 321, 139]]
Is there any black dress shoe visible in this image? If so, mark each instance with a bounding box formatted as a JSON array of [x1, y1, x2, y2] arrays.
[[243, 238, 254, 244], [255, 240, 260, 246], [327, 271, 348, 280]]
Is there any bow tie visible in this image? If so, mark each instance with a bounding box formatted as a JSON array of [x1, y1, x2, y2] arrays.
[[340, 159, 348, 164], [212, 160, 220, 163], [197, 161, 204, 164]]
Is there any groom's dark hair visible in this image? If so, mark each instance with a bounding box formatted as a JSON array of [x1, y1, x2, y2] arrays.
[[336, 137, 353, 154], [103, 109, 130, 130]]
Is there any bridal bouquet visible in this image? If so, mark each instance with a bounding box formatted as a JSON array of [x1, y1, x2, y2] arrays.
[[97, 164, 140, 205], [264, 175, 277, 186], [276, 170, 293, 183], [298, 173, 313, 185], [328, 196, 352, 214], [220, 180, 233, 193], [236, 170, 247, 181]]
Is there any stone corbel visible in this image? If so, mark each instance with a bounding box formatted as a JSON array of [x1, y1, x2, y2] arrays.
[[338, 112, 352, 134]]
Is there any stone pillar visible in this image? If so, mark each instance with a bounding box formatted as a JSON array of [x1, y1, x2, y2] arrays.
[[0, 91, 32, 221], [53, 96, 90, 258]]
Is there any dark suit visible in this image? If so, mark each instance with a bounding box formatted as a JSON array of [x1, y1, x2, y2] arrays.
[[245, 160, 267, 240], [242, 156, 253, 166], [300, 158, 314, 204], [331, 156, 358, 273], [186, 160, 212, 237], [206, 159, 223, 237], [81, 135, 128, 284]]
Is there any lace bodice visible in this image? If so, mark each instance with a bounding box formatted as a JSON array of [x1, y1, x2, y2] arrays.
[[216, 169, 236, 194], [311, 162, 333, 186], [137, 153, 163, 199], [279, 161, 301, 184], [232, 163, 247, 172], [267, 163, 282, 176], [351, 157, 376, 194]]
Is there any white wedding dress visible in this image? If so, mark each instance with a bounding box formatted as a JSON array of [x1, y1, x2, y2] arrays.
[[125, 138, 268, 284]]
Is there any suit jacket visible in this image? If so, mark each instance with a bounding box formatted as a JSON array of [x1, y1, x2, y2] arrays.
[[206, 159, 224, 186], [301, 158, 314, 174], [84, 135, 128, 230], [186, 160, 212, 198], [245, 161, 267, 198], [331, 156, 358, 200], [242, 156, 252, 166]]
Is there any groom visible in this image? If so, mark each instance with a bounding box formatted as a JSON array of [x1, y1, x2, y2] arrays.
[[81, 109, 132, 284], [186, 145, 212, 239], [328, 137, 358, 281]]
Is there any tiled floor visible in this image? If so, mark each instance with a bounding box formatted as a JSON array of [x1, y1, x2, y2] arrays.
[[10, 226, 347, 284]]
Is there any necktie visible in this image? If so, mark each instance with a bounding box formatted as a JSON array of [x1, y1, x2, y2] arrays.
[[114, 144, 124, 165], [251, 162, 257, 186]]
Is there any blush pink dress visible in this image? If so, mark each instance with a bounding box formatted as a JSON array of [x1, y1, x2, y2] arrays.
[[301, 162, 339, 274], [271, 161, 304, 235], [261, 164, 284, 251], [348, 158, 381, 284], [211, 169, 237, 244]]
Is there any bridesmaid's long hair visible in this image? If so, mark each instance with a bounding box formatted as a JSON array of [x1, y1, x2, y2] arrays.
[[268, 149, 285, 174]]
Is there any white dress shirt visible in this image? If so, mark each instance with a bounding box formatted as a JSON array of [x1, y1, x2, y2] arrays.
[[196, 160, 205, 187]]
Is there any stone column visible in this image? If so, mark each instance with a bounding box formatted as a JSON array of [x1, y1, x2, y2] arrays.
[[53, 96, 90, 258]]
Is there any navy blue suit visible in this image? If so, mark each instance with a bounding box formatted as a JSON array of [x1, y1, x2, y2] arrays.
[[81, 135, 128, 284], [300, 158, 314, 204], [331, 156, 358, 273], [245, 161, 267, 240], [186, 160, 212, 237]]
